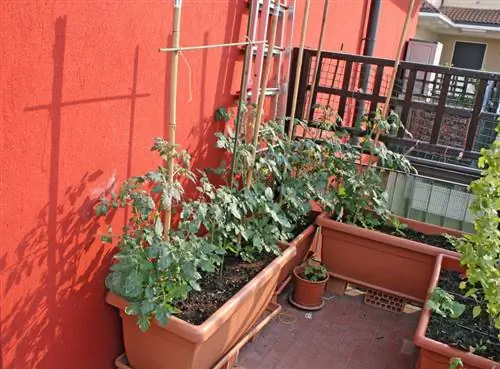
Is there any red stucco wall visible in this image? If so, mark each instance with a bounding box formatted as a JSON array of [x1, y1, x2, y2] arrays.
[[0, 1, 418, 369]]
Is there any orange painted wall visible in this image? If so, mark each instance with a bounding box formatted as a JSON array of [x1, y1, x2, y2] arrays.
[[0, 1, 419, 369]]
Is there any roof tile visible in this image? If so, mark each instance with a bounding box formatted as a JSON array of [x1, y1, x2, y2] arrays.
[[420, 0, 500, 27], [420, 0, 440, 14], [441, 6, 500, 26]]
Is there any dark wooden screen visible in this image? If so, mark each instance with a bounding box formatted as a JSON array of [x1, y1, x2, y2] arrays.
[[286, 48, 500, 182]]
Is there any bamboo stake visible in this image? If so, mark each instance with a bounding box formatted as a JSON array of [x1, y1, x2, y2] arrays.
[[304, 0, 329, 123], [381, 0, 416, 117], [379, 0, 416, 135], [287, 0, 311, 140], [229, 0, 257, 188], [159, 40, 266, 53], [164, 0, 182, 238], [370, 0, 416, 166], [246, 6, 280, 188]]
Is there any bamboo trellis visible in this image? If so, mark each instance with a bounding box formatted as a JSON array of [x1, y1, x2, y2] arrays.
[[229, 1, 257, 187], [304, 0, 330, 123], [159, 0, 295, 232], [370, 0, 417, 166], [287, 0, 311, 140], [246, 5, 281, 188], [163, 0, 182, 237], [160, 0, 418, 231]]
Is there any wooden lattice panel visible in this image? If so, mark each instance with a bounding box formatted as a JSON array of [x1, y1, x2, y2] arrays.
[[364, 289, 405, 314]]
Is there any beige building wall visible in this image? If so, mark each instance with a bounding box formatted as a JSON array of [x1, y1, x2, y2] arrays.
[[442, 0, 500, 10], [436, 34, 500, 72], [415, 26, 438, 41]]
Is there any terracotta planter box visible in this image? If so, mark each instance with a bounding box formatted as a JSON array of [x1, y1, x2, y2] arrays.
[[106, 245, 296, 369], [316, 213, 461, 302], [414, 254, 500, 369]]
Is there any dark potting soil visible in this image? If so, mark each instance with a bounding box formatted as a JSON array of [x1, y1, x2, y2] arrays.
[[174, 253, 276, 325], [375, 224, 455, 251], [426, 270, 500, 361]]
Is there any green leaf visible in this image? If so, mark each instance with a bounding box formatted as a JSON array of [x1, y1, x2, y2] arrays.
[[146, 171, 163, 182], [189, 280, 201, 291], [158, 251, 172, 270], [110, 263, 130, 272], [450, 302, 466, 319], [229, 202, 241, 220], [154, 217, 164, 236], [478, 156, 486, 168], [265, 187, 274, 201], [125, 302, 141, 316], [426, 300, 438, 313], [140, 301, 155, 315], [100, 234, 113, 244], [152, 184, 164, 193], [155, 305, 171, 326], [95, 202, 109, 216], [338, 186, 347, 197], [472, 305, 481, 318], [215, 107, 231, 122], [181, 262, 196, 279], [277, 214, 292, 228], [459, 281, 466, 290], [252, 235, 263, 249], [137, 315, 151, 332], [449, 357, 463, 369]]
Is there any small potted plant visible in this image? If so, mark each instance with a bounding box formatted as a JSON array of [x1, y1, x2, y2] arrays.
[[290, 256, 329, 311]]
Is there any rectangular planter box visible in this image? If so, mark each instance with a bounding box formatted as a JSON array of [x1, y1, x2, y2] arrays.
[[106, 245, 296, 369], [114, 302, 282, 369], [414, 254, 500, 369], [316, 213, 461, 303]]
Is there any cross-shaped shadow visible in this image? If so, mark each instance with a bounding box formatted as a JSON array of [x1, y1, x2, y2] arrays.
[[3, 15, 150, 369]]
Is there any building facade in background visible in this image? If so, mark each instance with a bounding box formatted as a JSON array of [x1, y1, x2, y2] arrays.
[[417, 0, 500, 72]]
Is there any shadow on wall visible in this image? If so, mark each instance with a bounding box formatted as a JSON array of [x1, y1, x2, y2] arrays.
[[178, 0, 245, 172], [2, 16, 151, 369], [2, 171, 114, 368]]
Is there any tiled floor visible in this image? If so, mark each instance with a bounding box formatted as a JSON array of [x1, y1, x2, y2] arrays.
[[236, 287, 421, 369]]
